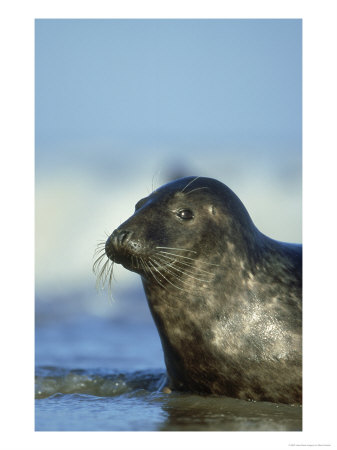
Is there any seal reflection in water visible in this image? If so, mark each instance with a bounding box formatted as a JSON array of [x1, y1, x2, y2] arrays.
[[94, 177, 302, 404]]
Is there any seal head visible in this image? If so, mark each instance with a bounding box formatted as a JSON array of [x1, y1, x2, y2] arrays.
[[102, 176, 302, 404]]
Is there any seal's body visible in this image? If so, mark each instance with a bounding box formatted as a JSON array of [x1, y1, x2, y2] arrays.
[[102, 177, 302, 404]]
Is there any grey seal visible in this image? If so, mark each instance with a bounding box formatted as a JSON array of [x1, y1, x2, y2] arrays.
[[94, 176, 302, 404]]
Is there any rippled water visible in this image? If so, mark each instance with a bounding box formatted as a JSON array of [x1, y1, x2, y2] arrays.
[[35, 291, 302, 432], [35, 367, 301, 431]]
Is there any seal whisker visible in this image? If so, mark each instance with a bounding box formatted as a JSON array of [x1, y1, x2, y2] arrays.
[[142, 259, 176, 307], [165, 261, 211, 283], [158, 257, 214, 278], [150, 253, 178, 268], [93, 247, 106, 259], [148, 258, 185, 291], [160, 250, 220, 267], [98, 259, 111, 284], [152, 256, 210, 284], [184, 186, 210, 196], [92, 252, 107, 274], [94, 256, 113, 292], [151, 256, 178, 269], [142, 257, 168, 290], [156, 246, 197, 253], [94, 244, 105, 252], [93, 252, 104, 267], [181, 176, 200, 193], [157, 252, 213, 275], [156, 252, 194, 267], [151, 257, 187, 287], [151, 170, 161, 193], [93, 240, 109, 276], [97, 256, 109, 274], [157, 251, 198, 261], [105, 262, 115, 298]]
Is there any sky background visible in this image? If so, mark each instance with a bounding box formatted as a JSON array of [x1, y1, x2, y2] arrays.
[[35, 19, 302, 296]]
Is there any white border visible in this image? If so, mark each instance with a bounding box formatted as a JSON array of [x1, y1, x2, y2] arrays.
[[1, 1, 337, 449]]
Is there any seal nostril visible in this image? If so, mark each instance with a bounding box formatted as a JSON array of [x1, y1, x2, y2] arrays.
[[120, 230, 131, 245], [112, 229, 132, 248]]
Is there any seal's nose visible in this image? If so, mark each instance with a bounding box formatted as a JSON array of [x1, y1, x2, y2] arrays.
[[105, 229, 132, 261], [105, 228, 142, 263], [111, 229, 133, 249]]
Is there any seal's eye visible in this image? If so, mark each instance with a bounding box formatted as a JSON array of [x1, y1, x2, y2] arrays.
[[177, 209, 194, 220]]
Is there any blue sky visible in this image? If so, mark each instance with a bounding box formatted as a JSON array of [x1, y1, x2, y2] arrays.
[[35, 19, 301, 163]]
